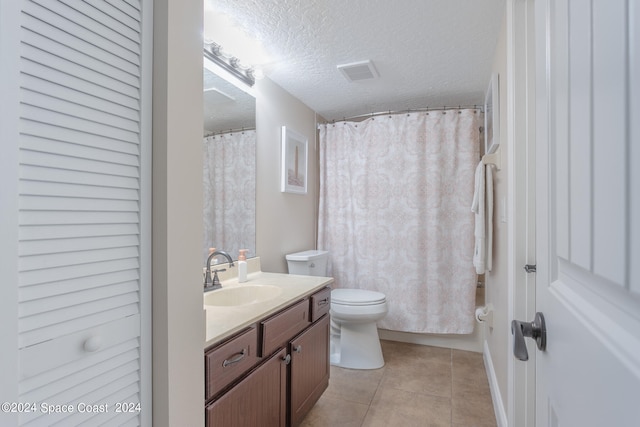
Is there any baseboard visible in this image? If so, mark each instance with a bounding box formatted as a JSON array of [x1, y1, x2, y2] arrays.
[[483, 340, 508, 427]]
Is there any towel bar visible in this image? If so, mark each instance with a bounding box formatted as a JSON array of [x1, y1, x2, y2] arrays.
[[482, 150, 501, 170]]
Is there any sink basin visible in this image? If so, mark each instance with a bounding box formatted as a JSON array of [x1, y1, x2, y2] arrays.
[[204, 285, 282, 307]]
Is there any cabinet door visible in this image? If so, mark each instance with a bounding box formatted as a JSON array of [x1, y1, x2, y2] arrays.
[[206, 348, 287, 427], [289, 315, 330, 427]]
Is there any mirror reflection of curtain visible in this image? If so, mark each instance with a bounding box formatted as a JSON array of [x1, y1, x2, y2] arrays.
[[318, 110, 480, 334], [203, 130, 256, 263]]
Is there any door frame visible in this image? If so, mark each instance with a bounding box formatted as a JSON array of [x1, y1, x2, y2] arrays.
[[506, 1, 538, 426], [0, 1, 21, 423]]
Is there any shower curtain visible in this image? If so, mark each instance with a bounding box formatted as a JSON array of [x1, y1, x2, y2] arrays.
[[318, 109, 480, 333], [203, 130, 256, 263]]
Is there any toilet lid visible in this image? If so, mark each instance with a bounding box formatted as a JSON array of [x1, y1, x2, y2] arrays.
[[332, 288, 386, 305]]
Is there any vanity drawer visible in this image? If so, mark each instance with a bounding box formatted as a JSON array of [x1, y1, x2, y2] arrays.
[[260, 299, 310, 357], [310, 287, 331, 322], [205, 326, 260, 400]]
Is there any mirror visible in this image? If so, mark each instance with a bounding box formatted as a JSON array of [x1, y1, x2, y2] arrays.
[[202, 57, 256, 263]]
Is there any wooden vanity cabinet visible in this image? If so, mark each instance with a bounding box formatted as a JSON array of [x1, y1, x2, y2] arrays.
[[205, 287, 331, 427], [289, 314, 330, 427], [206, 348, 288, 427]]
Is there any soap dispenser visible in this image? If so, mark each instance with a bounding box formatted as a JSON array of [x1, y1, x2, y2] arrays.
[[237, 249, 248, 283]]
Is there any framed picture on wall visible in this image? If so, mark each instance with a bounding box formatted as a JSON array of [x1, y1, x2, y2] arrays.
[[280, 126, 308, 194], [484, 73, 500, 154]]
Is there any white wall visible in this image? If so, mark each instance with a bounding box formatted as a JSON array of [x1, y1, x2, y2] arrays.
[[152, 0, 205, 426], [255, 78, 319, 273]]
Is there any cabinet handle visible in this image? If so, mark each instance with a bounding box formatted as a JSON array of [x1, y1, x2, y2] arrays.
[[222, 348, 247, 367], [294, 345, 302, 353], [283, 354, 291, 365], [317, 298, 329, 307]]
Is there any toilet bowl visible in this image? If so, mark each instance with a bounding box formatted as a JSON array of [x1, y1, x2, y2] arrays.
[[285, 250, 388, 370], [330, 288, 388, 370]]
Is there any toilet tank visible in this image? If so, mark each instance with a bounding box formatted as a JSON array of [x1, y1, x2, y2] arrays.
[[285, 250, 329, 276]]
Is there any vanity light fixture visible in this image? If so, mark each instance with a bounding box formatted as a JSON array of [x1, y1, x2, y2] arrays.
[[204, 42, 256, 87], [203, 4, 270, 87]]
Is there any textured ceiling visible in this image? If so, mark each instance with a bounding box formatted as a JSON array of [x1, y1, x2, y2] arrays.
[[207, 0, 505, 121]]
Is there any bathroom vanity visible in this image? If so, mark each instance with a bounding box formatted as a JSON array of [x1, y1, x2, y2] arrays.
[[203, 268, 332, 427]]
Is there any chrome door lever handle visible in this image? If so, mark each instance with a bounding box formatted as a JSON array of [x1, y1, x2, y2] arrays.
[[511, 312, 546, 361]]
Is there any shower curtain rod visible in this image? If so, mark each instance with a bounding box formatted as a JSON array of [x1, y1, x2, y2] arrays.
[[323, 104, 483, 124], [204, 126, 256, 138]]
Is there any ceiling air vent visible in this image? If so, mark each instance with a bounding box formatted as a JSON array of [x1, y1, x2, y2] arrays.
[[337, 60, 379, 82]]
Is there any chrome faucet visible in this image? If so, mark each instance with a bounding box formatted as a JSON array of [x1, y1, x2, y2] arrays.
[[204, 250, 235, 291]]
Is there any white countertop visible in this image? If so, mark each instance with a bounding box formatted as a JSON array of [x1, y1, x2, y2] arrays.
[[204, 271, 334, 348]]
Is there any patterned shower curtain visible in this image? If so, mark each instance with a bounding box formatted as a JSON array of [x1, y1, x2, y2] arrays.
[[203, 130, 256, 263], [318, 109, 480, 333]]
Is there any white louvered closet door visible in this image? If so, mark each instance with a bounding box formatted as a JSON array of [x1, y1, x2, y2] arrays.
[[8, 1, 151, 426]]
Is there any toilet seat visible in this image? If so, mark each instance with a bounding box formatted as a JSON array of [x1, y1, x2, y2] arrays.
[[332, 288, 386, 306]]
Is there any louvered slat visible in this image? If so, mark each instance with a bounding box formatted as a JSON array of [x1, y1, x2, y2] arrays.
[[19, 235, 139, 257], [20, 58, 139, 111], [21, 34, 139, 94], [21, 346, 140, 398], [20, 337, 140, 392], [20, 293, 139, 332], [19, 269, 139, 301], [121, 0, 140, 13], [20, 44, 138, 100], [21, 11, 139, 75], [19, 223, 140, 242], [105, 0, 141, 22], [19, 282, 138, 316], [21, 364, 140, 425], [19, 245, 140, 271], [20, 211, 140, 227], [20, 303, 140, 348], [21, 105, 139, 144], [83, 0, 140, 33], [22, 89, 139, 132], [20, 181, 139, 201], [21, 145, 139, 176], [22, 77, 139, 126], [31, 0, 140, 54]]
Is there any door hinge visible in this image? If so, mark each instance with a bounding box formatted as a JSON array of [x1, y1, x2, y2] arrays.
[[524, 264, 537, 273]]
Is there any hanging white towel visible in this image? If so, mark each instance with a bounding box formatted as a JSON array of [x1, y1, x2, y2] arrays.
[[472, 162, 486, 274], [485, 164, 494, 272]]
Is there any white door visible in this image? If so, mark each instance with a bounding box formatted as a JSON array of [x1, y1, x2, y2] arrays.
[[530, 0, 640, 425], [0, 1, 152, 425]]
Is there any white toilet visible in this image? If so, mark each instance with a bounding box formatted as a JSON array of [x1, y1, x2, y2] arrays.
[[285, 250, 388, 370]]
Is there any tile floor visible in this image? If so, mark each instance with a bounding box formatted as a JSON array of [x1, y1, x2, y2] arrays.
[[300, 340, 497, 427]]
